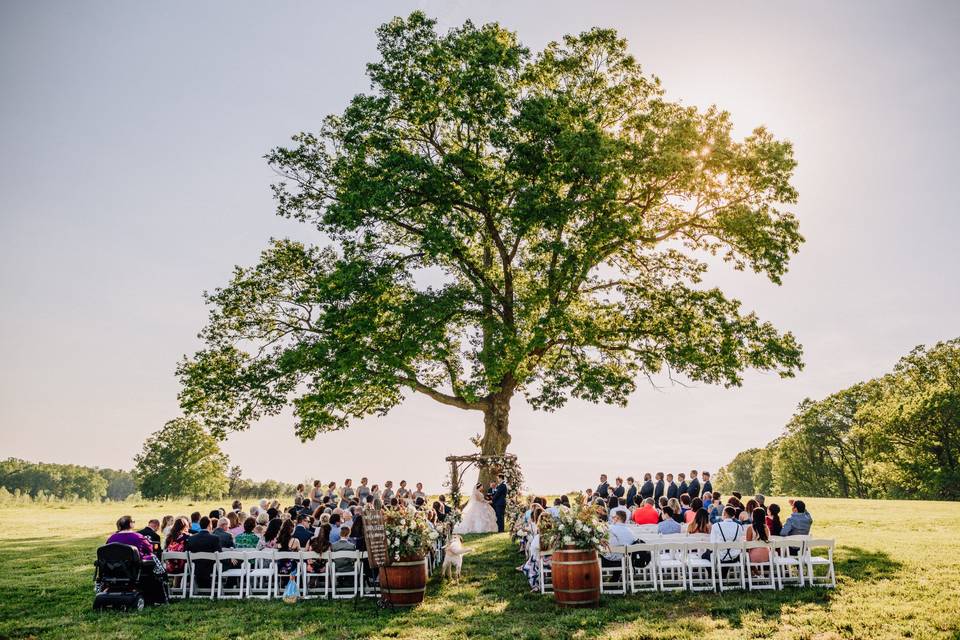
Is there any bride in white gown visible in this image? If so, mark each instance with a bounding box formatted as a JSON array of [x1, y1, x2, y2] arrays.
[[454, 483, 499, 534]]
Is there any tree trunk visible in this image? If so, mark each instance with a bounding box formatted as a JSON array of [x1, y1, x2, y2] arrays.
[[478, 389, 513, 487]]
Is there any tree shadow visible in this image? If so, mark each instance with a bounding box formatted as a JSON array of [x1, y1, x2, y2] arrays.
[[0, 533, 909, 640]]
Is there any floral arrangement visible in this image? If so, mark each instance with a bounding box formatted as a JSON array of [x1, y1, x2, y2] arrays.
[[383, 507, 439, 561], [539, 501, 608, 551], [443, 507, 462, 537]]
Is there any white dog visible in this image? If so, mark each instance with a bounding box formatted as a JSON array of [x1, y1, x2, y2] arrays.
[[441, 535, 473, 580]]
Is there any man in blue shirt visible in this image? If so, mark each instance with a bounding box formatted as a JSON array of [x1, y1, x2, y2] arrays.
[[603, 511, 636, 566]]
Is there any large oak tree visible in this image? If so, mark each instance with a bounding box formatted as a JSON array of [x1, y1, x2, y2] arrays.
[[178, 13, 804, 478]]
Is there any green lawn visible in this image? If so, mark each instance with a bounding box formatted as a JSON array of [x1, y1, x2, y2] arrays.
[[1, 497, 958, 639]]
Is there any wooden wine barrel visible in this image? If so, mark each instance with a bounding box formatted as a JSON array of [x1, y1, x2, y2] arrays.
[[380, 557, 427, 606], [552, 548, 600, 607]]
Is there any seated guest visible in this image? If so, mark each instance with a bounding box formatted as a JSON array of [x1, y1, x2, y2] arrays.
[[602, 511, 636, 567], [276, 520, 301, 577], [745, 507, 771, 564], [781, 500, 813, 537], [766, 503, 783, 536], [657, 507, 682, 534], [687, 508, 711, 535], [755, 494, 766, 508], [685, 497, 703, 524], [709, 506, 743, 563], [257, 519, 282, 550], [235, 517, 259, 548], [679, 494, 692, 519], [160, 515, 174, 537], [701, 491, 713, 510], [610, 497, 629, 522], [232, 500, 242, 513], [740, 499, 759, 525], [330, 526, 356, 576], [189, 511, 202, 533], [433, 499, 448, 522], [667, 498, 683, 523], [163, 517, 190, 574], [547, 498, 562, 517], [293, 514, 313, 547], [631, 498, 659, 525], [213, 515, 236, 548], [107, 515, 155, 561], [185, 516, 222, 588], [329, 514, 343, 543], [306, 529, 331, 573], [138, 519, 162, 552], [225, 511, 243, 537], [266, 507, 279, 521]]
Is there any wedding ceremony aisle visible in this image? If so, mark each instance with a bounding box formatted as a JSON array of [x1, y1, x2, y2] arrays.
[[1, 498, 958, 639]]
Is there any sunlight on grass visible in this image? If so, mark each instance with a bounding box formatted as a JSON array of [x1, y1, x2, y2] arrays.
[[0, 498, 958, 639]]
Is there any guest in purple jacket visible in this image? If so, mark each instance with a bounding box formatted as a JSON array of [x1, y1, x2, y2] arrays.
[[106, 515, 155, 561]]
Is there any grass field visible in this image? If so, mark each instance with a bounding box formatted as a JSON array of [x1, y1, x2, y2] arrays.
[[1, 497, 958, 640]]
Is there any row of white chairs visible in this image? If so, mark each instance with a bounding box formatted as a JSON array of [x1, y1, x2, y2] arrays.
[[161, 542, 445, 600], [537, 536, 835, 594]]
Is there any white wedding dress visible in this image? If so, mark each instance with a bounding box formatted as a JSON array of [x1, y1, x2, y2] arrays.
[[454, 487, 499, 534]]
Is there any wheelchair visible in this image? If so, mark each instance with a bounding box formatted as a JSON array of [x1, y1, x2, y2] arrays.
[[93, 543, 168, 611]]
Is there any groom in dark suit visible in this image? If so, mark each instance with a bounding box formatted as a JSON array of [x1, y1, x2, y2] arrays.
[[491, 474, 508, 532]]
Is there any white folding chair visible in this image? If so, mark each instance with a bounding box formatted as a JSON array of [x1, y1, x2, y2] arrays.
[[245, 550, 276, 599], [538, 550, 553, 594], [743, 541, 776, 590], [626, 542, 657, 593], [802, 539, 836, 587], [161, 551, 189, 599], [216, 551, 247, 599], [300, 550, 328, 599], [599, 547, 627, 595], [329, 550, 360, 599], [273, 551, 302, 599], [655, 540, 687, 591], [772, 539, 806, 588], [714, 541, 746, 591], [187, 552, 218, 599], [358, 552, 379, 598], [685, 542, 715, 591]]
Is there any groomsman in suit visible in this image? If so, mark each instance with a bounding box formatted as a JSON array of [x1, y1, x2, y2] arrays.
[[666, 473, 679, 500], [608, 477, 625, 510], [687, 470, 701, 500], [677, 473, 688, 498], [653, 472, 665, 503], [595, 474, 610, 501], [702, 471, 713, 497], [639, 473, 654, 500], [625, 476, 637, 508], [491, 474, 508, 532]]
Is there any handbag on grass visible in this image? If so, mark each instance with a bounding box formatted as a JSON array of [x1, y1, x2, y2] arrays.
[[283, 566, 299, 603]]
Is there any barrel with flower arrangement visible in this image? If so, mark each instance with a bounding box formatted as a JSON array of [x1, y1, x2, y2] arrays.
[[539, 500, 608, 607], [378, 508, 440, 606]]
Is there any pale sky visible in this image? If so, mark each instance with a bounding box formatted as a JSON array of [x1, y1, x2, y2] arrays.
[[2, 1, 958, 494]]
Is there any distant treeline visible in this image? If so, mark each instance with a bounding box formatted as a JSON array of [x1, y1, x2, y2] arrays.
[[716, 338, 960, 501], [0, 458, 136, 501], [0, 457, 299, 503]]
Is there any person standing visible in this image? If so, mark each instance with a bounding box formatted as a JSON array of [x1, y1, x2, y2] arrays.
[[608, 477, 625, 510], [677, 473, 688, 498], [357, 477, 371, 502], [491, 474, 509, 532], [687, 470, 701, 501], [639, 473, 654, 500], [625, 477, 637, 508], [653, 472, 665, 503], [666, 473, 678, 500], [702, 471, 713, 497], [595, 474, 610, 501]]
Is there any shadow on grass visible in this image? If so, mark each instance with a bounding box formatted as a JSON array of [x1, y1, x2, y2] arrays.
[[0, 533, 908, 640]]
